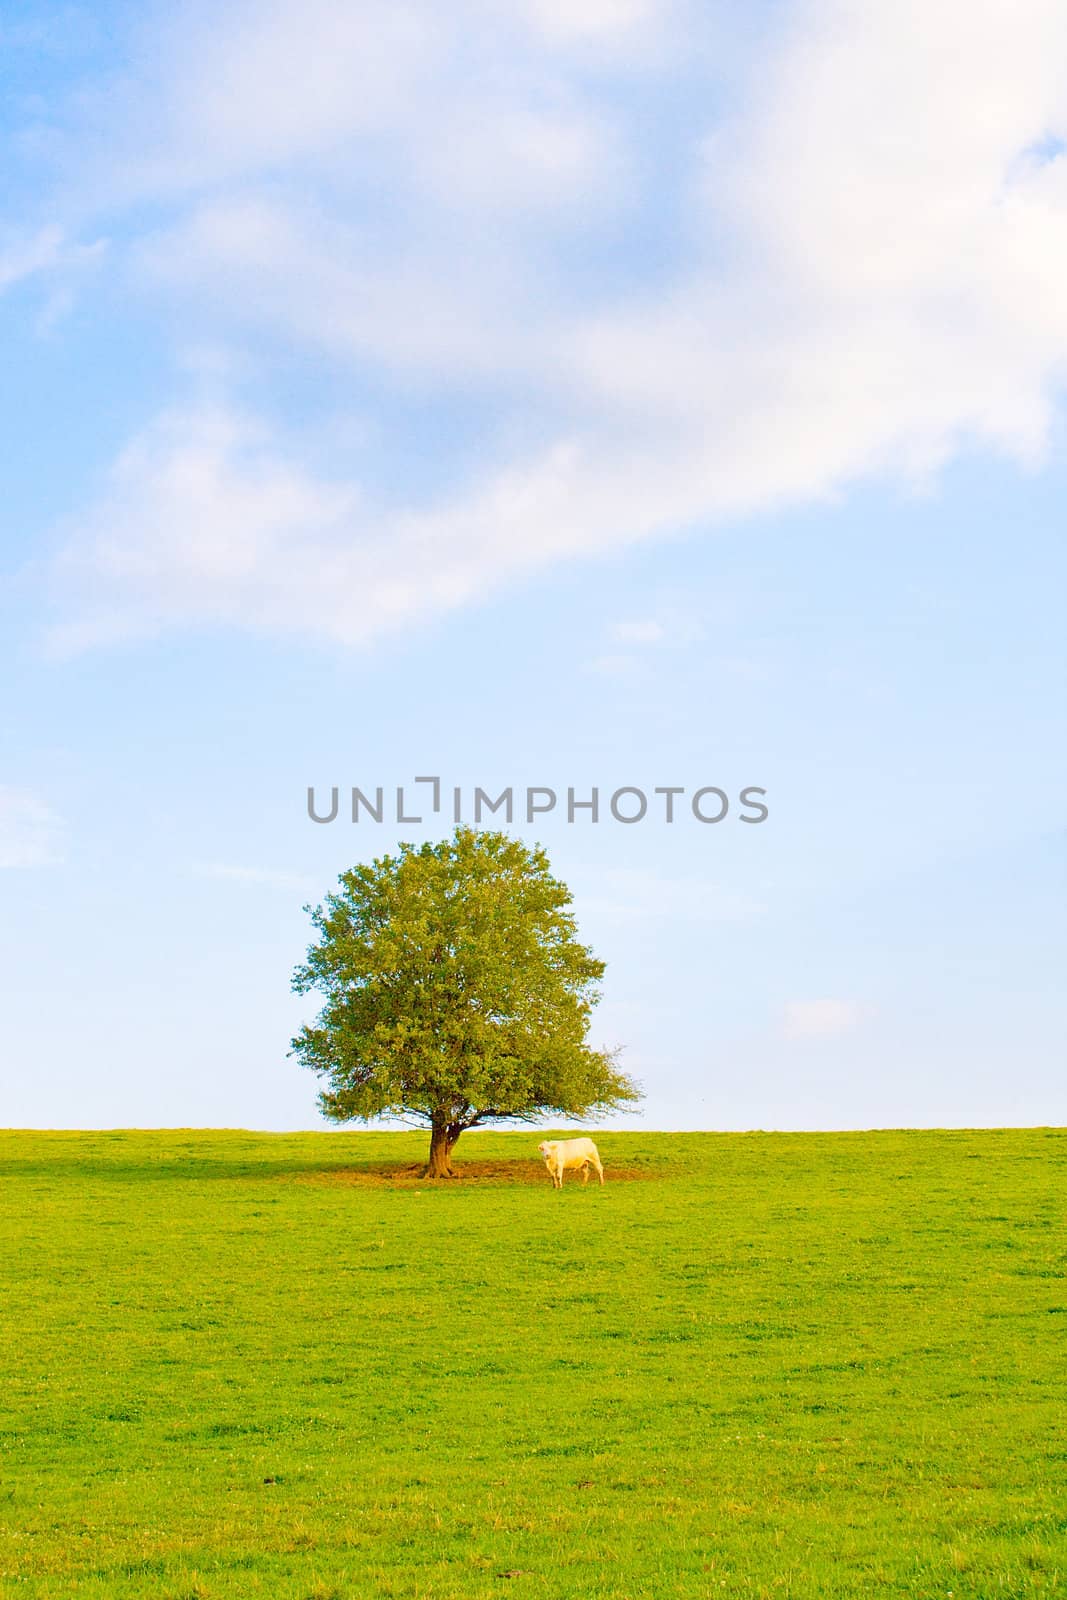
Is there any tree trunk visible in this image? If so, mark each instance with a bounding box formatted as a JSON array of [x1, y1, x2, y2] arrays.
[[425, 1119, 460, 1178]]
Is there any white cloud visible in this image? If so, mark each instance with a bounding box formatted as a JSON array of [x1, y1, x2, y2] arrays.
[[47, 406, 592, 650], [577, 866, 764, 926], [607, 609, 705, 648], [134, 197, 552, 383], [612, 619, 666, 645], [32, 0, 1067, 648], [0, 227, 64, 292], [89, 2, 438, 200], [521, 0, 664, 43], [47, 408, 366, 651], [782, 999, 863, 1041], [70, 0, 633, 225], [586, 652, 643, 677], [193, 861, 314, 892], [586, 611, 702, 672], [0, 787, 65, 868], [0, 226, 105, 297]]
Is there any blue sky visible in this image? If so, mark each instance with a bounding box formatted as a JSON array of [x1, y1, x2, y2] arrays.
[[1, 0, 1064, 1131]]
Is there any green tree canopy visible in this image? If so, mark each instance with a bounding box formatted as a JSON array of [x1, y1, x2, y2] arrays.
[[290, 826, 640, 1175]]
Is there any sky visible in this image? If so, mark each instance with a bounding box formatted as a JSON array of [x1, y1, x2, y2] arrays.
[[1, 0, 1064, 1132]]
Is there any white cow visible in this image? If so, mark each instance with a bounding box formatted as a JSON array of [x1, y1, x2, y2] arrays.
[[538, 1137, 605, 1188]]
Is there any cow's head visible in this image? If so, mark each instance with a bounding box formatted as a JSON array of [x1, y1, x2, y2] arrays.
[[537, 1141, 554, 1157]]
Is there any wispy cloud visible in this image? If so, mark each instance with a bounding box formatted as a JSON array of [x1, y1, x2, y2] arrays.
[[781, 999, 864, 1041], [0, 226, 107, 293], [576, 866, 765, 927], [0, 227, 65, 293], [585, 652, 645, 678], [193, 861, 315, 893], [611, 619, 666, 645], [47, 408, 368, 652], [21, 0, 1067, 649], [586, 609, 704, 673], [0, 787, 65, 868]]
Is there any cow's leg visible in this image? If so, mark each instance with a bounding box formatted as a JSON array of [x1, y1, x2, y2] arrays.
[[581, 1163, 589, 1184]]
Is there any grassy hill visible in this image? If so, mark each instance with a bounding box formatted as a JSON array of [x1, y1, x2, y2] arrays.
[[0, 1128, 1063, 1598]]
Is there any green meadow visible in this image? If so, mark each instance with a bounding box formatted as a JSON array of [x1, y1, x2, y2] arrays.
[[0, 1128, 1063, 1599]]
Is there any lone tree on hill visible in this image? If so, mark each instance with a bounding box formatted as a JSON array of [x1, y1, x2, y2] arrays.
[[290, 827, 639, 1177]]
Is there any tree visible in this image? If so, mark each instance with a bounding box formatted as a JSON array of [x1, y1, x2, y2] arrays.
[[290, 826, 640, 1176]]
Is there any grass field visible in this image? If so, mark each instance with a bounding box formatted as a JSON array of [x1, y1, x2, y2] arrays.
[[0, 1128, 1064, 1599]]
